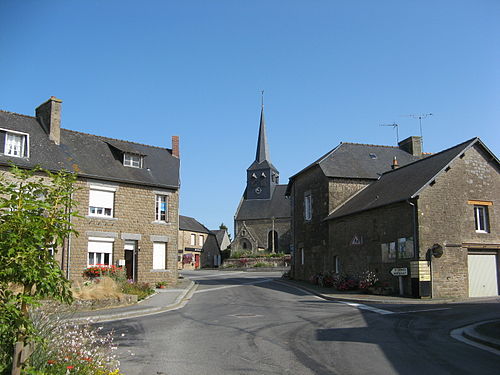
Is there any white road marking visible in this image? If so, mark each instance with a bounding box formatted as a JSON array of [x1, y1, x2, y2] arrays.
[[395, 308, 452, 314], [185, 271, 246, 279], [194, 278, 273, 293], [339, 301, 394, 315]]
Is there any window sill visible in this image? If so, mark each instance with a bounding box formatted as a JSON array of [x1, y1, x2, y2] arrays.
[[475, 230, 489, 234], [86, 215, 118, 221], [150, 269, 172, 273], [151, 220, 171, 225]]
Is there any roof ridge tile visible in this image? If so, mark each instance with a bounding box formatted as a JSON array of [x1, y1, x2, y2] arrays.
[[0, 110, 37, 120]]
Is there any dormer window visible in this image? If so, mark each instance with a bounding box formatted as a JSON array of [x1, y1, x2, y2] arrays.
[[124, 153, 142, 168], [2, 130, 28, 158]]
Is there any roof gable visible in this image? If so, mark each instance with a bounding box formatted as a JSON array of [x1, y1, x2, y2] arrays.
[[179, 215, 210, 233], [326, 138, 491, 220]]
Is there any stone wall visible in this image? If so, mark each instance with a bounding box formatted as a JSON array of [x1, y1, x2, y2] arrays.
[[329, 202, 415, 295], [232, 217, 291, 253], [68, 178, 179, 285], [418, 143, 500, 298]]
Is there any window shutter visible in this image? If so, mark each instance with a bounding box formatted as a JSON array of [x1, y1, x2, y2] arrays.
[[89, 189, 114, 208], [88, 240, 113, 254], [153, 242, 166, 269]]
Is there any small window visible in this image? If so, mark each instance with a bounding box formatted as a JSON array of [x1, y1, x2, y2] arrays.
[[155, 195, 168, 221], [474, 205, 489, 233], [88, 188, 114, 218], [123, 153, 142, 168], [304, 194, 312, 221], [153, 242, 167, 269], [199, 235, 204, 246], [190, 234, 196, 246], [4, 131, 28, 158], [88, 239, 113, 266]]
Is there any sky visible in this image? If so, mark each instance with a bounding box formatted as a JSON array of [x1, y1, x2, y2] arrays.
[[1, 1, 499, 236]]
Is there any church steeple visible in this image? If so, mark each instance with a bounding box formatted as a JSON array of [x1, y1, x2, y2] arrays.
[[255, 105, 270, 164], [246, 98, 279, 200]]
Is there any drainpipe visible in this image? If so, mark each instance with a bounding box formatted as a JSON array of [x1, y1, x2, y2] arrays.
[[406, 200, 418, 258], [66, 192, 73, 279]]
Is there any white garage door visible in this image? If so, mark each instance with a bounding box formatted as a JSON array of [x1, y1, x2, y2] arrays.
[[468, 254, 499, 297]]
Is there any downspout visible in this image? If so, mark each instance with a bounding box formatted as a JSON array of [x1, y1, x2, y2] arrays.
[[66, 192, 73, 279], [406, 199, 418, 258]]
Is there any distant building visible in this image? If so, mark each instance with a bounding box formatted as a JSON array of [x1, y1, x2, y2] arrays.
[[0, 97, 181, 285], [232, 105, 291, 254], [212, 228, 231, 251], [178, 215, 221, 269]]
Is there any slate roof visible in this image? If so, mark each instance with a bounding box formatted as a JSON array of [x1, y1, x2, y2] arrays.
[[0, 110, 180, 189], [211, 229, 226, 245], [235, 184, 291, 220], [326, 138, 497, 220], [179, 215, 210, 233], [286, 142, 422, 195]]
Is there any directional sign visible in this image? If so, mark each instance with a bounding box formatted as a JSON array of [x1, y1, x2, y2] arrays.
[[391, 267, 408, 276]]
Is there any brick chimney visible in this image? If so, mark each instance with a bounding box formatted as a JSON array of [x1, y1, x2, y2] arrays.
[[36, 96, 62, 145], [171, 136, 179, 158], [391, 156, 399, 170], [398, 136, 422, 157]]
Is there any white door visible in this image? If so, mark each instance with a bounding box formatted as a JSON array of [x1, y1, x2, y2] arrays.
[[468, 254, 499, 297]]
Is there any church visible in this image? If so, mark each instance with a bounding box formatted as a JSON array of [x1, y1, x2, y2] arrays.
[[232, 105, 291, 254]]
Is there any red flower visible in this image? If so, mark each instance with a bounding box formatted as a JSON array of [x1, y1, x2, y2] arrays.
[[47, 360, 56, 365], [67, 365, 74, 369]]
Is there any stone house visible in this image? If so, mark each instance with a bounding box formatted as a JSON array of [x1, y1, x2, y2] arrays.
[[326, 138, 499, 298], [286, 136, 424, 281], [178, 215, 221, 269], [232, 106, 291, 254], [211, 228, 231, 252], [0, 97, 180, 285]]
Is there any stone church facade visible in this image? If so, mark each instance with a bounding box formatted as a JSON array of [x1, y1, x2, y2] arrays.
[[232, 106, 291, 254]]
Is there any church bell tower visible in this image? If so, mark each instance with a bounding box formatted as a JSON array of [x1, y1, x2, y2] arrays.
[[246, 104, 279, 200]]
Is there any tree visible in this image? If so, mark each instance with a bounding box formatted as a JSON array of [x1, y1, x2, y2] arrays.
[[0, 166, 78, 374], [219, 222, 231, 241]]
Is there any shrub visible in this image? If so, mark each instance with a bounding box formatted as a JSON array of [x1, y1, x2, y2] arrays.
[[83, 265, 126, 283], [23, 307, 121, 375], [119, 281, 154, 301]]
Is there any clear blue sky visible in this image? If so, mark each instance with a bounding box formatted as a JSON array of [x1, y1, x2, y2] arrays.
[[1, 1, 499, 236]]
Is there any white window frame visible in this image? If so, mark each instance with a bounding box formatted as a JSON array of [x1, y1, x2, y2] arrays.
[[123, 153, 142, 168], [199, 235, 204, 246], [155, 194, 168, 222], [474, 205, 489, 233], [190, 234, 196, 246], [87, 237, 114, 267], [152, 242, 167, 270], [3, 129, 29, 158], [88, 185, 115, 218], [304, 193, 312, 221]]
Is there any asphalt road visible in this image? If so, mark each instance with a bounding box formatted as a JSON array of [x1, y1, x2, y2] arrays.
[[103, 270, 500, 375]]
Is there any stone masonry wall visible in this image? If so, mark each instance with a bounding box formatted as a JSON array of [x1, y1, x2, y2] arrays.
[[69, 178, 179, 285], [233, 217, 291, 253], [418, 144, 500, 298], [329, 202, 415, 294]]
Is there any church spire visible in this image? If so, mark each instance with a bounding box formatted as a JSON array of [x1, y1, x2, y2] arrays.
[[255, 94, 270, 164]]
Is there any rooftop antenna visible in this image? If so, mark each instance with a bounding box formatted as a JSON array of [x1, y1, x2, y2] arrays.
[[404, 113, 433, 152], [380, 123, 400, 143]]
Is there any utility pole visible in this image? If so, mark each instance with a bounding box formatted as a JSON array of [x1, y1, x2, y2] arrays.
[[405, 113, 433, 152]]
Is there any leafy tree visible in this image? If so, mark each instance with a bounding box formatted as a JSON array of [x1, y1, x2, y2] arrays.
[[0, 166, 78, 374], [219, 222, 231, 240]]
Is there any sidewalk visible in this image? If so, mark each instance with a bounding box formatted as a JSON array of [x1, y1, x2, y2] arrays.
[[69, 278, 197, 323]]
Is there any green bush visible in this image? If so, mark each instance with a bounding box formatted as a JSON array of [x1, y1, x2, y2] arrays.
[[119, 281, 154, 300], [253, 262, 272, 268]]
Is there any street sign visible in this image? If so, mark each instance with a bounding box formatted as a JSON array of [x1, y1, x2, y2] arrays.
[[391, 267, 408, 276]]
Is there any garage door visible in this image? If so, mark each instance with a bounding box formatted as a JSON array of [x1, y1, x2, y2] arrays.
[[468, 254, 499, 297]]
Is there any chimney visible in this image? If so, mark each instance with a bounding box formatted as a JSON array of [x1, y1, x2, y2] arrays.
[[171, 136, 179, 158], [36, 96, 62, 145], [398, 136, 422, 157], [391, 156, 399, 170]]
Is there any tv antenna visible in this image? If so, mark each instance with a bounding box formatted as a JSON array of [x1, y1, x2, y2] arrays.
[[380, 123, 400, 143], [404, 113, 433, 152]]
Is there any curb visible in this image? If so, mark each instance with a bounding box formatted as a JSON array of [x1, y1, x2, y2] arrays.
[[69, 280, 197, 323], [461, 320, 500, 351], [278, 280, 499, 305]]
